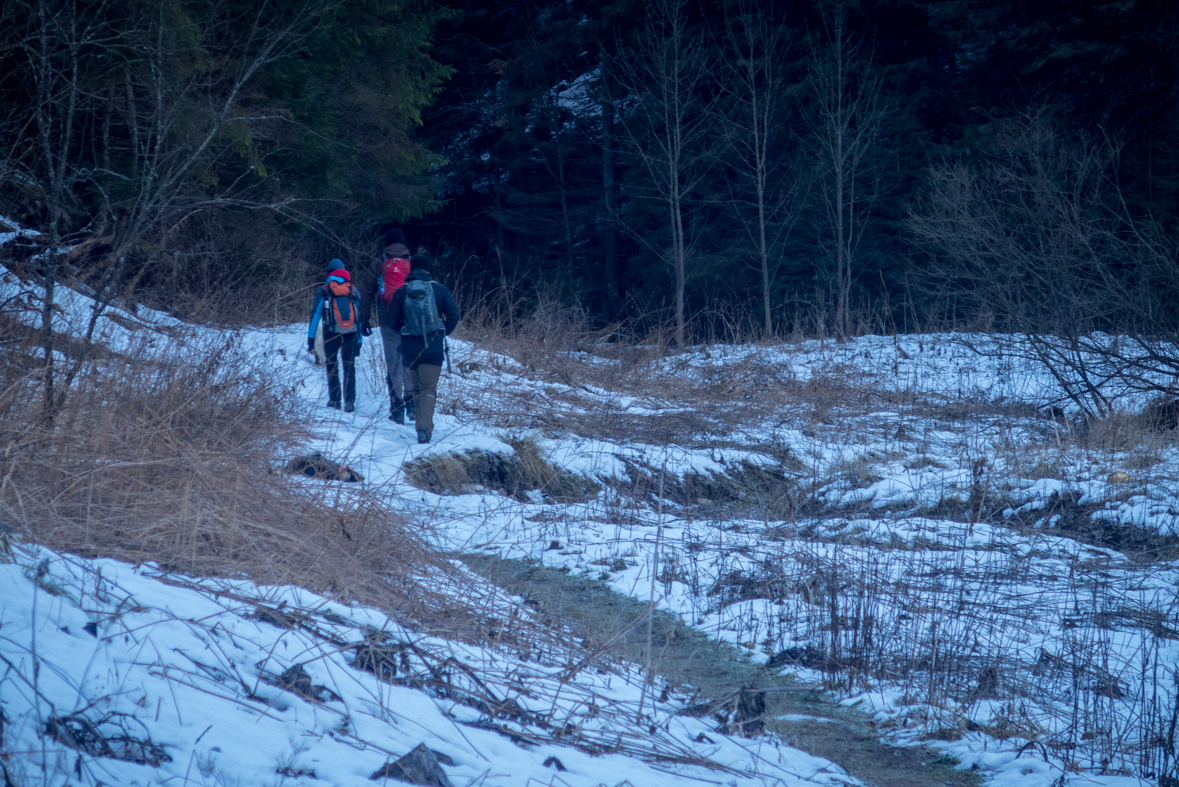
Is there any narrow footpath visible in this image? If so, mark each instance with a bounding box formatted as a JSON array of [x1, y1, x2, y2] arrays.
[[460, 555, 981, 787]]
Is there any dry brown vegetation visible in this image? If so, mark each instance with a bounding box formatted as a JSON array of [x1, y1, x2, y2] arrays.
[[449, 286, 888, 451], [403, 435, 600, 502], [440, 301, 1179, 779], [0, 319, 459, 624]]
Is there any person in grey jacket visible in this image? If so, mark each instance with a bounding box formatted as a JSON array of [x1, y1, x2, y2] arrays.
[[357, 229, 414, 423], [384, 255, 460, 443]]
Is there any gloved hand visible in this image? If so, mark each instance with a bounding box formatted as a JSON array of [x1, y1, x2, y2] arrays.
[[307, 337, 315, 353], [361, 323, 373, 337]]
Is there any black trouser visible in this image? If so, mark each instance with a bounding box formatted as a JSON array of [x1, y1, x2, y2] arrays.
[[323, 330, 359, 405]]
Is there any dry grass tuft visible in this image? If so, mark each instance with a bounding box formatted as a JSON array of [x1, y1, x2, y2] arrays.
[[450, 286, 893, 454], [403, 436, 599, 503]]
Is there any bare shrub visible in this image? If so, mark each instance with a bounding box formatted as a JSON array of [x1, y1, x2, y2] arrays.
[[452, 280, 634, 383], [125, 214, 319, 328], [911, 107, 1179, 418]]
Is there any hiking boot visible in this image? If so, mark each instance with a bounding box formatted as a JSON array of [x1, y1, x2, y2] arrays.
[[416, 428, 430, 444], [344, 401, 355, 413], [389, 409, 404, 424], [327, 400, 342, 410], [405, 402, 416, 422]]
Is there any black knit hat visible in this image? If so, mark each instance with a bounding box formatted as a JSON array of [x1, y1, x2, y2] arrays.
[[409, 254, 432, 272], [384, 228, 406, 247]]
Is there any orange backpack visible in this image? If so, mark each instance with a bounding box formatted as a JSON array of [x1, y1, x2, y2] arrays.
[[324, 281, 359, 333]]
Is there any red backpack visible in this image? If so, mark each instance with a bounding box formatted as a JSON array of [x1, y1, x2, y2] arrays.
[[324, 281, 359, 333], [378, 256, 411, 306]]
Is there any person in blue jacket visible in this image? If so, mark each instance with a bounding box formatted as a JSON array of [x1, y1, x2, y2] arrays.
[[307, 261, 362, 412], [384, 255, 460, 443]]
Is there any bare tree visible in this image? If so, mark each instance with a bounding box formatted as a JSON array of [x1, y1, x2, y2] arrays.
[[600, 53, 621, 315], [716, 0, 799, 337], [803, 7, 887, 340], [5, 0, 331, 413], [615, 0, 715, 350], [13, 0, 123, 412]]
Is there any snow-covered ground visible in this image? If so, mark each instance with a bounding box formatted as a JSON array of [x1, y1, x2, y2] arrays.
[[245, 322, 1174, 787], [2, 543, 851, 786], [1, 230, 1175, 786]]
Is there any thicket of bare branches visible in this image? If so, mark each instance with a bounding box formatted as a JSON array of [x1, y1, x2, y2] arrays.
[[910, 108, 1179, 417], [0, 0, 341, 413], [613, 0, 716, 351], [714, 0, 798, 338], [802, 9, 889, 341]]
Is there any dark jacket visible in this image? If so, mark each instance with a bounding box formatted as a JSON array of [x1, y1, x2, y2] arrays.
[[357, 242, 411, 329], [386, 269, 461, 368]]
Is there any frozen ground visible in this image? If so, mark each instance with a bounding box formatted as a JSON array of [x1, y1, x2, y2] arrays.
[[268, 326, 1175, 787], [1, 239, 1175, 786], [0, 544, 846, 786]]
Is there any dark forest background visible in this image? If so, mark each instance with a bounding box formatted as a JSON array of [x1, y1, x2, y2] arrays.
[[2, 0, 1178, 344]]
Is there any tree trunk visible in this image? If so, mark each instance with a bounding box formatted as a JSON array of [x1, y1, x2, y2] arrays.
[[613, 0, 711, 350], [125, 75, 138, 177], [672, 190, 686, 350], [805, 10, 883, 342], [835, 123, 846, 340], [759, 205, 771, 335], [556, 125, 574, 271], [601, 58, 620, 315], [39, 251, 57, 413], [751, 64, 773, 337], [833, 26, 847, 341], [755, 105, 772, 336]]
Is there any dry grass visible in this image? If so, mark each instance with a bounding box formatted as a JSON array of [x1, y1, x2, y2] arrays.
[[459, 554, 980, 787], [403, 436, 599, 503], [0, 317, 711, 771], [0, 322, 459, 624], [444, 295, 1179, 779], [451, 288, 884, 449]]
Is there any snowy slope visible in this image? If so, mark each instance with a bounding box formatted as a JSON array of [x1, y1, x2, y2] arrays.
[[274, 327, 1171, 787], [0, 544, 850, 786], [241, 320, 1169, 787], [0, 225, 1173, 786]]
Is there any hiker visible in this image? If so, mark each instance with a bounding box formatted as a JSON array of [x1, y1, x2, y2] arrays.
[[358, 229, 414, 423], [307, 261, 362, 412], [385, 255, 460, 444]]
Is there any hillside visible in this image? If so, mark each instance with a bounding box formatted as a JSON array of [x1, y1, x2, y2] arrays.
[[0, 237, 1175, 787]]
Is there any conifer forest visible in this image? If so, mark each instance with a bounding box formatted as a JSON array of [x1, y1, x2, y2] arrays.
[[1, 0, 1177, 338]]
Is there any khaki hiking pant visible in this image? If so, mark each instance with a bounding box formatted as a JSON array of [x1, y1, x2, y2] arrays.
[[409, 363, 441, 437]]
